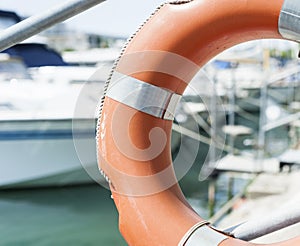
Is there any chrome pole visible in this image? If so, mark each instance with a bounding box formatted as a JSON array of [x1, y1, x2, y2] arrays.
[[0, 0, 106, 51], [229, 200, 300, 241]]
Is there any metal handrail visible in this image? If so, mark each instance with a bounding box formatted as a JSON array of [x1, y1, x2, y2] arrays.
[[0, 0, 106, 51], [230, 201, 300, 241]]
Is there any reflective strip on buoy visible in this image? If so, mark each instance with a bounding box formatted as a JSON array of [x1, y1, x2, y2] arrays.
[[106, 71, 181, 120]]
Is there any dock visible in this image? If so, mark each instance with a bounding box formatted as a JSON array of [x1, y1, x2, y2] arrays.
[[215, 154, 279, 174], [213, 149, 300, 174]]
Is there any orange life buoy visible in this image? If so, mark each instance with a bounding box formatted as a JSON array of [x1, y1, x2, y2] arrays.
[[97, 0, 300, 245]]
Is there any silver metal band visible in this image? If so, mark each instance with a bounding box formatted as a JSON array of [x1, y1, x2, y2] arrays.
[[279, 0, 300, 41], [106, 71, 182, 120], [178, 221, 228, 246]]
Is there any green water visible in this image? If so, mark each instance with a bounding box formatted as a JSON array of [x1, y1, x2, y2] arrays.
[[0, 186, 127, 246], [0, 172, 245, 246]]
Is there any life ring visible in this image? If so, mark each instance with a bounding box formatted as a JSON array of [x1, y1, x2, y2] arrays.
[[97, 0, 300, 245]]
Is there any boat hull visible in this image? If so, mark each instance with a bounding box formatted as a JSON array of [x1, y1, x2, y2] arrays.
[[0, 119, 103, 189]]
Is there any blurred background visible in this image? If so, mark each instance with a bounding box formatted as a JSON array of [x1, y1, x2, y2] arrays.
[[0, 1, 300, 245]]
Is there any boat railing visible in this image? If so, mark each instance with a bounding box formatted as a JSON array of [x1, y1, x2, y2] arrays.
[[227, 197, 300, 241], [0, 0, 106, 52]]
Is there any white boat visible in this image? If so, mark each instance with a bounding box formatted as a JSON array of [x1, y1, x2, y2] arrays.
[[0, 118, 100, 188], [0, 9, 120, 188], [0, 51, 110, 188]]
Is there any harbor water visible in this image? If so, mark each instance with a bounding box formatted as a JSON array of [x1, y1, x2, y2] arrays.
[[0, 172, 246, 245], [0, 185, 127, 245]]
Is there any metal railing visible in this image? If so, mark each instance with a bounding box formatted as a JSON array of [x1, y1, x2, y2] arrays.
[[0, 0, 106, 51]]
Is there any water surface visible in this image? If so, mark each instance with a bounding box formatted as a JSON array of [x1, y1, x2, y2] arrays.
[[0, 185, 126, 245]]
